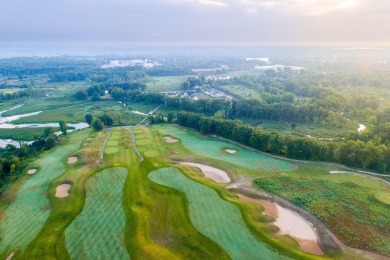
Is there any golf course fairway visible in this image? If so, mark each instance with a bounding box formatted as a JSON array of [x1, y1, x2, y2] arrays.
[[65, 167, 129, 259], [0, 129, 89, 254], [148, 167, 284, 260]]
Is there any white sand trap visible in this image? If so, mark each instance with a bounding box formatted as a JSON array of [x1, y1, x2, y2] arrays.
[[27, 169, 37, 174], [164, 136, 178, 143], [56, 184, 71, 198], [180, 162, 231, 183], [6, 252, 14, 260], [83, 142, 90, 146], [237, 194, 323, 255], [226, 149, 236, 154], [67, 157, 78, 164]]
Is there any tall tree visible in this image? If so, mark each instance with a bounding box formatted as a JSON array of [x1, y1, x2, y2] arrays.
[[59, 120, 67, 136]]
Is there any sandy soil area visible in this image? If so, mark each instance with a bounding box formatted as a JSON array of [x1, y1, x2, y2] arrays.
[[164, 136, 178, 143], [226, 149, 237, 154], [67, 157, 78, 164], [56, 183, 71, 198], [27, 169, 37, 174], [180, 162, 231, 183], [237, 194, 323, 255]]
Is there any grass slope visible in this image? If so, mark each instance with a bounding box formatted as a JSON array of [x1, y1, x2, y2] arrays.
[[65, 167, 129, 260], [0, 129, 90, 257], [149, 167, 283, 260]]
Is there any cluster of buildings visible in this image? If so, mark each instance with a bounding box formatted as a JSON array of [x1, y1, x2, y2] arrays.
[[101, 59, 161, 69]]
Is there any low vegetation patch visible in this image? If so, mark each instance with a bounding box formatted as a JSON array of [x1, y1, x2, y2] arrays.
[[254, 177, 390, 256]]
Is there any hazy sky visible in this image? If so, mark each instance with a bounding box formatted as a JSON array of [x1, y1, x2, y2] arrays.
[[1, 0, 389, 46]]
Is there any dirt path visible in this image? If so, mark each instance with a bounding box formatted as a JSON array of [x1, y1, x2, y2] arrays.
[[136, 105, 161, 126], [129, 127, 143, 162], [99, 129, 111, 166]]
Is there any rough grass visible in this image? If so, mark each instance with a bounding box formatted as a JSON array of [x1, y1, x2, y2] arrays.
[[159, 125, 296, 172], [376, 192, 390, 205], [0, 129, 90, 256], [254, 176, 390, 256], [65, 167, 129, 260], [105, 147, 119, 154], [144, 150, 159, 157], [149, 167, 282, 260], [0, 127, 60, 141]]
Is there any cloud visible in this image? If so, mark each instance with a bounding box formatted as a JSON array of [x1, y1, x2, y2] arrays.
[[239, 0, 363, 16]]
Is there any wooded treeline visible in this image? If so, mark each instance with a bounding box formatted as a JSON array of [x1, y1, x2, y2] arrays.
[[175, 111, 390, 173]]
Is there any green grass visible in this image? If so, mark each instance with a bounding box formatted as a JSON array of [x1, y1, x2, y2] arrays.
[[376, 192, 390, 205], [149, 167, 283, 259], [0, 127, 60, 141], [254, 176, 390, 256], [220, 85, 262, 99], [65, 167, 129, 259], [158, 125, 296, 172], [147, 76, 187, 91], [0, 129, 90, 256]]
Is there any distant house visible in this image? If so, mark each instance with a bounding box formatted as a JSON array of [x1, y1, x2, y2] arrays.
[[191, 94, 200, 101], [182, 92, 189, 98], [204, 89, 223, 98]]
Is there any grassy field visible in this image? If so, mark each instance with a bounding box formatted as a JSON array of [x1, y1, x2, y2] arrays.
[[147, 76, 187, 91], [0, 129, 90, 258], [149, 167, 283, 259], [158, 124, 296, 172], [0, 127, 60, 141], [220, 85, 262, 99], [65, 167, 129, 259]]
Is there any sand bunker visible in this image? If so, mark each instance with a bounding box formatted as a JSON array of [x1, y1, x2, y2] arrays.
[[226, 149, 236, 154], [164, 136, 178, 143], [67, 157, 78, 164], [83, 143, 90, 146], [27, 169, 37, 175], [56, 183, 71, 198], [180, 162, 231, 183], [237, 194, 323, 255]]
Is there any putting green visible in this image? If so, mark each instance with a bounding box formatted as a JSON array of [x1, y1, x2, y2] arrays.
[[144, 150, 159, 157], [0, 130, 89, 254], [159, 125, 295, 172], [65, 167, 129, 259], [105, 147, 119, 154], [149, 167, 281, 259]]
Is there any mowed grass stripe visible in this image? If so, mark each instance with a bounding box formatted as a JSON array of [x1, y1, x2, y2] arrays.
[[0, 130, 89, 254], [149, 167, 282, 260], [65, 167, 129, 260], [159, 125, 295, 172]]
